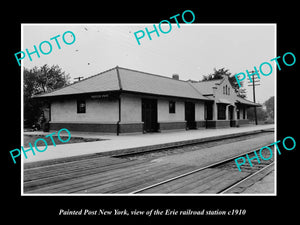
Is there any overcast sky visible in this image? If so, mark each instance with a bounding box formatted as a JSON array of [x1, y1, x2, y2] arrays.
[[22, 24, 275, 103]]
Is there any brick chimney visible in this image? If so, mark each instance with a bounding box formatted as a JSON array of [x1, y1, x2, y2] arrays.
[[172, 74, 179, 80]]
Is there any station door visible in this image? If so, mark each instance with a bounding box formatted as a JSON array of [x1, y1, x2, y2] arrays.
[[142, 98, 158, 132], [185, 102, 196, 129]]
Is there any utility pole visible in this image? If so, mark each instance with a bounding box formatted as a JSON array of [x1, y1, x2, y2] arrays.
[[74, 76, 84, 82], [247, 71, 260, 125]]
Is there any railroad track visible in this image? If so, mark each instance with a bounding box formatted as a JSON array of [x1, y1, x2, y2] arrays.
[[113, 128, 274, 159], [24, 131, 275, 194], [130, 145, 275, 194]]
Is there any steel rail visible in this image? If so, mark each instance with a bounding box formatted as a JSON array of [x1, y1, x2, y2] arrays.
[[130, 143, 275, 194]]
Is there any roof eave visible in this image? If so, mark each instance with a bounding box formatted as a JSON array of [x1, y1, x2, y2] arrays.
[[121, 90, 213, 101], [32, 90, 122, 100]]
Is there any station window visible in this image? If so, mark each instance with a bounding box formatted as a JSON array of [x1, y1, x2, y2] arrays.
[[77, 99, 86, 113], [169, 101, 176, 113], [228, 87, 230, 95]]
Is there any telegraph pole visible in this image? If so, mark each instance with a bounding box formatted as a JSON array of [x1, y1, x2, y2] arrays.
[[247, 71, 260, 125]]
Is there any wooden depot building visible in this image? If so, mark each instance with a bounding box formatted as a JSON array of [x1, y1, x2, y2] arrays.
[[34, 66, 260, 134]]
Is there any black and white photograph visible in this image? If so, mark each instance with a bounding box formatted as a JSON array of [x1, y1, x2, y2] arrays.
[[21, 23, 276, 195], [4, 5, 298, 223]]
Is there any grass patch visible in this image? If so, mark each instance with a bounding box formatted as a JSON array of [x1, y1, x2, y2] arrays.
[[23, 135, 106, 148]]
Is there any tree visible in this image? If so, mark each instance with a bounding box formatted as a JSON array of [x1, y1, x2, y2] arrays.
[[247, 107, 267, 122], [24, 64, 70, 127], [247, 97, 274, 124], [264, 96, 274, 119], [202, 68, 230, 81], [201, 68, 247, 98]]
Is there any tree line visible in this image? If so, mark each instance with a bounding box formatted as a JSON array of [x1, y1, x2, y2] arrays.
[[24, 64, 70, 128]]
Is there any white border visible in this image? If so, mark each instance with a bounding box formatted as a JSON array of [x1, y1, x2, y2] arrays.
[[21, 23, 277, 197], [21, 23, 24, 195]]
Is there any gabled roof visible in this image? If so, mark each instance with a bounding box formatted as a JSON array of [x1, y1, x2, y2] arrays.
[[236, 96, 261, 106], [34, 67, 120, 97], [118, 67, 209, 100], [188, 79, 222, 95], [34, 66, 260, 107], [189, 77, 261, 107], [35, 66, 209, 101]]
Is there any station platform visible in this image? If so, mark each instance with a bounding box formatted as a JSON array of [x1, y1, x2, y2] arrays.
[[22, 124, 274, 164]]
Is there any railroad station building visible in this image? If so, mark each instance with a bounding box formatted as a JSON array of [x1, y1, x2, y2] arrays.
[[34, 66, 260, 134]]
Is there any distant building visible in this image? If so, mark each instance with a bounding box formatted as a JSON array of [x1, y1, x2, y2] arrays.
[[34, 66, 260, 134]]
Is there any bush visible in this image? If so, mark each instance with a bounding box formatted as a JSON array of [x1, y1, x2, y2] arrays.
[[264, 117, 274, 124], [42, 122, 50, 132]]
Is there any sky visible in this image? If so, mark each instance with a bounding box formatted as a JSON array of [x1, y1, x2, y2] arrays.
[[22, 23, 276, 103]]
